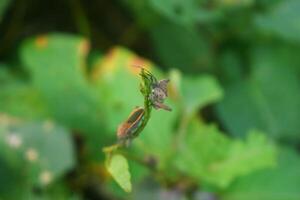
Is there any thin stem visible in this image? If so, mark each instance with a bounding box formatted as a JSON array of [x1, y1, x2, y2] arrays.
[[102, 143, 122, 154]]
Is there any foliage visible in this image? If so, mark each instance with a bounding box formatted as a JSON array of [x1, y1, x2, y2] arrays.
[[223, 148, 300, 200], [0, 0, 300, 199], [0, 0, 10, 23], [0, 114, 75, 199], [175, 119, 276, 188], [256, 0, 300, 43], [217, 45, 300, 140], [106, 154, 132, 193]]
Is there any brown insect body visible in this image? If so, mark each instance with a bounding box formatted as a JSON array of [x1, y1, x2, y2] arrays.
[[117, 107, 145, 140]]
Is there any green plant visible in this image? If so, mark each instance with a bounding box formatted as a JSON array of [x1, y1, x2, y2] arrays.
[[1, 0, 300, 199], [103, 67, 172, 192]]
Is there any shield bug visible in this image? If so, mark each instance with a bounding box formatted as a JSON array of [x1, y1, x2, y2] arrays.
[[117, 107, 145, 142]]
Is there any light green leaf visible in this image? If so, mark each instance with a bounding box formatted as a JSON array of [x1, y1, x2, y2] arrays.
[[0, 82, 49, 119], [175, 119, 277, 188], [91, 46, 160, 134], [181, 75, 223, 114], [93, 47, 178, 170], [0, 67, 48, 119], [106, 154, 132, 193], [223, 148, 300, 200], [97, 49, 176, 185], [21, 34, 108, 154]]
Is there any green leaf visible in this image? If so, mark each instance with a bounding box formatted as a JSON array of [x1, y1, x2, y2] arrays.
[[216, 81, 264, 138], [223, 148, 300, 200], [216, 44, 300, 140], [181, 75, 223, 114], [121, 0, 160, 28], [106, 154, 132, 193], [134, 72, 222, 170], [217, 0, 254, 7], [0, 115, 75, 186], [92, 47, 163, 134], [133, 102, 178, 168], [21, 33, 108, 153], [0, 67, 46, 118], [218, 50, 243, 83], [120, 68, 156, 142], [0, 67, 49, 129], [149, 0, 198, 26], [0, 66, 12, 81], [150, 21, 213, 72], [94, 47, 177, 168], [0, 80, 49, 119], [91, 47, 144, 134], [0, 157, 25, 199], [175, 118, 277, 188], [255, 0, 300, 42]]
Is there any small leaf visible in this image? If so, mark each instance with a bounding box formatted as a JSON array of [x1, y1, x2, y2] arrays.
[[106, 154, 132, 193], [181, 75, 223, 114]]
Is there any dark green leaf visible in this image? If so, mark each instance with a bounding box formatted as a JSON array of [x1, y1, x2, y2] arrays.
[[150, 21, 213, 72], [217, 44, 300, 140], [149, 0, 198, 26]]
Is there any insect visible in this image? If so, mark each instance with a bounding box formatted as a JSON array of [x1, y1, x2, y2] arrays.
[[150, 79, 172, 111], [117, 107, 145, 141], [117, 66, 172, 144], [136, 66, 172, 111]]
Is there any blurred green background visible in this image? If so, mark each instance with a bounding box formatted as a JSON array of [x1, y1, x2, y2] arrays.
[[1, 0, 300, 199]]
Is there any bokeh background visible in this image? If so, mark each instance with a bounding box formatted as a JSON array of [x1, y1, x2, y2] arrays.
[[0, 0, 300, 199]]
